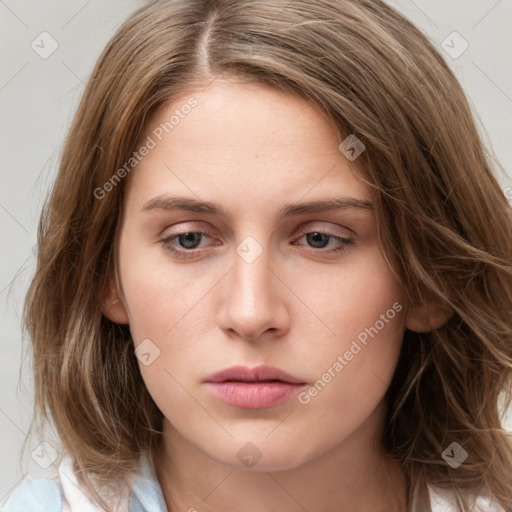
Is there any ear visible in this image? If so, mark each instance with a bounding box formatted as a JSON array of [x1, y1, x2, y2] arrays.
[[100, 276, 130, 325], [405, 296, 453, 333]]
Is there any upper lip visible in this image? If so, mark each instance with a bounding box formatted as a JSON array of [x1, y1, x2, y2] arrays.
[[205, 365, 305, 384]]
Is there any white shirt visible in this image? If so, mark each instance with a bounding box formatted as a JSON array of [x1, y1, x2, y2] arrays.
[[1, 452, 506, 512]]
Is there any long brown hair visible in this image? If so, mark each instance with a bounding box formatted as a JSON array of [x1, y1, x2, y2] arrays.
[[23, 0, 512, 510]]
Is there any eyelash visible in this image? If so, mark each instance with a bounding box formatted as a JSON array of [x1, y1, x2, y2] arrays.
[[158, 229, 354, 260]]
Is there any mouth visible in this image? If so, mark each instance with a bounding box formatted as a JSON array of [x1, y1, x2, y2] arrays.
[[204, 365, 307, 409], [204, 364, 306, 385]]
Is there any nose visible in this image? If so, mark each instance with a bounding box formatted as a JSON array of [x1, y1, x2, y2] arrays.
[[216, 241, 290, 342]]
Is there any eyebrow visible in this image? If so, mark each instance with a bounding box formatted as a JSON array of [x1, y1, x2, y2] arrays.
[[141, 195, 373, 217]]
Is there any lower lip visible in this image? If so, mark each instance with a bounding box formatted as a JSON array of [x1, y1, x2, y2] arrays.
[[206, 381, 305, 409]]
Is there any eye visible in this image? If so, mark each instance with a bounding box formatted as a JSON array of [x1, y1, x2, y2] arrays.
[[293, 231, 354, 253], [159, 231, 216, 259], [158, 228, 354, 260]]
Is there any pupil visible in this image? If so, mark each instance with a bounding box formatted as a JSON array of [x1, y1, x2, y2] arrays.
[[307, 232, 329, 248], [179, 232, 201, 249]]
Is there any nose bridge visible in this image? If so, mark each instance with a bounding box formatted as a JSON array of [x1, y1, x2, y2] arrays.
[[233, 237, 272, 305], [217, 234, 287, 340]]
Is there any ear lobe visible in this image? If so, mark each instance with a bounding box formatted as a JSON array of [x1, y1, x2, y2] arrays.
[[100, 277, 130, 325], [405, 297, 453, 333]]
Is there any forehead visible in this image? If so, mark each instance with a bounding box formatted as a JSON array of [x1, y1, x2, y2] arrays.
[[150, 80, 341, 152], [126, 80, 372, 210]]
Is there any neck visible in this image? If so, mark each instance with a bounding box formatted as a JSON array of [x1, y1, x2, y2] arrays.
[[153, 406, 409, 512]]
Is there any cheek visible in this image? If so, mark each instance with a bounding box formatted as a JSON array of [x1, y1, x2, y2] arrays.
[[118, 236, 219, 405], [296, 252, 406, 409], [299, 249, 406, 348], [118, 233, 204, 340]]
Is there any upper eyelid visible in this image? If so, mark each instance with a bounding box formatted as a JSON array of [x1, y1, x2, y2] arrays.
[[162, 226, 353, 246], [162, 219, 355, 236]]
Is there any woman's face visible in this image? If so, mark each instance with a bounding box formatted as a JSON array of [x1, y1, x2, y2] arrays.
[[112, 80, 411, 470]]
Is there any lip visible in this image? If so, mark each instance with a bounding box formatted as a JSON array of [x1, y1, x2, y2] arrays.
[[204, 365, 307, 409], [204, 365, 305, 384]]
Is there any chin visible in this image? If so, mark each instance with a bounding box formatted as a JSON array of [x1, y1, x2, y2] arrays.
[[206, 442, 315, 473]]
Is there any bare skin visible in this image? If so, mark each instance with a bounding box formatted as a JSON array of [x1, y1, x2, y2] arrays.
[[103, 79, 448, 512]]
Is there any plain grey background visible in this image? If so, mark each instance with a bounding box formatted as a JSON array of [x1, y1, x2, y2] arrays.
[[1, 0, 511, 504]]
